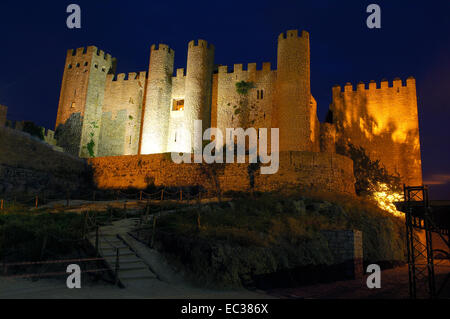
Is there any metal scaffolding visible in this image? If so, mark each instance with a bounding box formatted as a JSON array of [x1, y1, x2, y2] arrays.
[[397, 185, 450, 299]]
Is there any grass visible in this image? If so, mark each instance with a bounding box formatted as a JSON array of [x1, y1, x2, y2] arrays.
[[0, 209, 85, 262]]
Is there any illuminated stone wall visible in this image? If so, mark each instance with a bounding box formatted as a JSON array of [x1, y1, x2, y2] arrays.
[[167, 68, 187, 152], [99, 72, 145, 156], [215, 63, 275, 138], [88, 151, 355, 195], [330, 78, 422, 186], [272, 30, 320, 152], [55, 46, 116, 157], [141, 44, 174, 155], [183, 40, 215, 152]]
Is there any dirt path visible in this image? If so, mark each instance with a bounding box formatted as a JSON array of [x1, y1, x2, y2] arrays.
[[0, 277, 271, 299], [267, 261, 450, 299]]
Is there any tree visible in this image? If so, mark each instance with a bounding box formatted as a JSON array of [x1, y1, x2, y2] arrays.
[[337, 143, 402, 196], [22, 121, 44, 140]]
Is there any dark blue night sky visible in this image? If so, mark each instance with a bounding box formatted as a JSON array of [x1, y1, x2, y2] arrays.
[[0, 0, 449, 198]]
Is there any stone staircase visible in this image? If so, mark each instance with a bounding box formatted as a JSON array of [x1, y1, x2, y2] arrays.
[[89, 218, 158, 287]]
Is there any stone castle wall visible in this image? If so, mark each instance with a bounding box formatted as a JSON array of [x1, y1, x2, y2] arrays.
[[321, 230, 364, 279], [54, 30, 422, 189], [99, 72, 145, 156], [55, 46, 116, 157], [330, 78, 422, 186], [88, 151, 355, 195], [215, 63, 275, 136]]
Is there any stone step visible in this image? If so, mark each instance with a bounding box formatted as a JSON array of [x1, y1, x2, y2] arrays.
[[104, 256, 142, 264], [102, 250, 135, 258], [117, 263, 149, 272], [99, 245, 129, 250], [119, 270, 157, 281]]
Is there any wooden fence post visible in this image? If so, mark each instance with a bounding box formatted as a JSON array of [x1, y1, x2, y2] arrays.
[[35, 196, 39, 209], [115, 248, 120, 285], [150, 216, 157, 248], [161, 189, 164, 201], [180, 189, 183, 202], [95, 225, 99, 256], [0, 199, 3, 210]]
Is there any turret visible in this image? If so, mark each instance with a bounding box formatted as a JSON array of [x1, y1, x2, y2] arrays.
[[273, 30, 313, 152], [183, 39, 215, 153], [55, 46, 115, 157], [140, 44, 174, 154]]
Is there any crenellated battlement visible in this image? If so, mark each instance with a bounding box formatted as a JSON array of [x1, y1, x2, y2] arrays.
[[218, 62, 273, 74], [67, 46, 113, 61], [333, 77, 416, 96], [107, 71, 146, 82], [188, 39, 214, 50], [151, 43, 174, 54], [175, 68, 185, 78], [278, 29, 309, 41]]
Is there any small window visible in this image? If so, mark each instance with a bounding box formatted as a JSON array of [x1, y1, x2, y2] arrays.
[[257, 90, 264, 100], [68, 64, 72, 69], [84, 62, 88, 67], [94, 64, 98, 69], [129, 136, 132, 145], [76, 63, 80, 68], [71, 102, 76, 108], [102, 66, 106, 72], [174, 132, 177, 143], [172, 99, 184, 111]]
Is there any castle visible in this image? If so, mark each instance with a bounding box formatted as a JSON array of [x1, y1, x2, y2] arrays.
[[55, 29, 423, 189]]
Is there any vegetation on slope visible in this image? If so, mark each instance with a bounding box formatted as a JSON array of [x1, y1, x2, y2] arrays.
[[153, 191, 406, 288]]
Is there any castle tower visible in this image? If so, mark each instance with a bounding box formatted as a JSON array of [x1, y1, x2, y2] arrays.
[[55, 46, 115, 157], [330, 77, 423, 187], [140, 44, 174, 154], [183, 40, 215, 152], [273, 30, 313, 152]]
